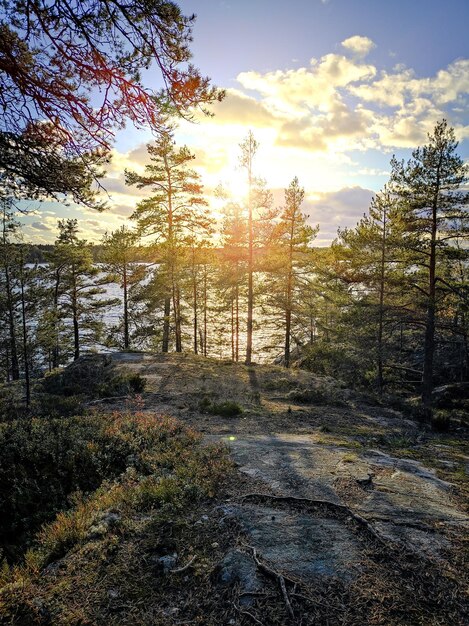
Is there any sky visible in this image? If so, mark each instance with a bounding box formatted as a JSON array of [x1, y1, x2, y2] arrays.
[[21, 0, 469, 246]]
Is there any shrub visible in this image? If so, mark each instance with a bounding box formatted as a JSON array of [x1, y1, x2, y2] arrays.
[[33, 393, 84, 417], [431, 410, 451, 432], [199, 396, 243, 417], [0, 411, 231, 563], [286, 387, 327, 404], [39, 355, 145, 401], [299, 343, 368, 387], [0, 383, 28, 422], [0, 411, 231, 573], [208, 401, 243, 417], [96, 371, 146, 397]]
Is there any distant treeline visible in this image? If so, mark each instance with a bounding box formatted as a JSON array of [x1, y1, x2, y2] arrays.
[[20, 244, 138, 264]]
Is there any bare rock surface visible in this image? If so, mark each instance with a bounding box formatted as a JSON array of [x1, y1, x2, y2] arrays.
[[222, 503, 361, 581], [109, 353, 469, 579]]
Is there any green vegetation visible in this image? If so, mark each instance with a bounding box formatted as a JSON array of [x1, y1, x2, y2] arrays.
[[200, 398, 243, 417], [0, 408, 230, 564], [1, 122, 467, 427]]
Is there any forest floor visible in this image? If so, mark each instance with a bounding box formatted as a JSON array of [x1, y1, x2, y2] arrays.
[[3, 353, 467, 625], [102, 352, 469, 625]]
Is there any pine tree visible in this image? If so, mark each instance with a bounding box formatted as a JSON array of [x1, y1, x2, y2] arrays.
[[239, 131, 258, 365], [0, 196, 21, 381], [101, 226, 143, 350], [48, 220, 117, 361], [218, 198, 247, 361], [269, 177, 318, 367], [336, 186, 402, 390], [1, 0, 224, 163], [391, 120, 469, 409], [126, 132, 213, 352]]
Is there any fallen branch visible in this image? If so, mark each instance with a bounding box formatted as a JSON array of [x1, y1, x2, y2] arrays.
[[247, 545, 296, 623], [232, 602, 265, 625], [278, 573, 295, 621], [290, 592, 342, 613], [170, 555, 196, 574], [87, 395, 131, 405]]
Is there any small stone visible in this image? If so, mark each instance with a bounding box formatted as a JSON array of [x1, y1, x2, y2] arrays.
[[211, 542, 219, 548], [155, 553, 178, 573]]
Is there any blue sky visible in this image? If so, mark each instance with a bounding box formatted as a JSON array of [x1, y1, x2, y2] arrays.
[[21, 0, 469, 245]]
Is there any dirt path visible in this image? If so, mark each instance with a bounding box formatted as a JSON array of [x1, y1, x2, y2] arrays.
[[110, 352, 469, 622]]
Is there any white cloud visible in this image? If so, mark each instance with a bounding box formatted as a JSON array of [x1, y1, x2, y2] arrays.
[[341, 35, 376, 58], [25, 37, 469, 245], [238, 53, 375, 115]]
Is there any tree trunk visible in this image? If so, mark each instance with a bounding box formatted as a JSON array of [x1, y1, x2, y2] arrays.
[[284, 307, 292, 368], [422, 244, 436, 408], [377, 206, 387, 393], [21, 302, 30, 406], [20, 263, 30, 406], [284, 214, 295, 368], [193, 265, 198, 355], [72, 277, 79, 360], [73, 312, 80, 360], [421, 182, 439, 409], [246, 170, 253, 365], [235, 282, 239, 362], [162, 297, 170, 352], [5, 264, 19, 380], [231, 297, 235, 361], [123, 264, 130, 349], [52, 269, 61, 369], [173, 283, 182, 353], [203, 266, 208, 356]]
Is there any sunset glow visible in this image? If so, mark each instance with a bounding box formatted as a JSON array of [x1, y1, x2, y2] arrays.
[[16, 0, 469, 248]]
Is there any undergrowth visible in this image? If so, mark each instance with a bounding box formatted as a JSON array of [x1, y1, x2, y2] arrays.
[[0, 410, 230, 562], [0, 410, 232, 624]]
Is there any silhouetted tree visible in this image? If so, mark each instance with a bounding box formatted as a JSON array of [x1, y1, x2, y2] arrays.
[[127, 132, 213, 352], [391, 120, 469, 409], [101, 226, 142, 349]]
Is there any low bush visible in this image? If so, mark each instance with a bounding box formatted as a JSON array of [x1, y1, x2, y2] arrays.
[[286, 387, 327, 404], [0, 412, 232, 624], [96, 371, 146, 398], [299, 343, 370, 388], [199, 396, 243, 417], [208, 400, 243, 417], [39, 355, 145, 401], [431, 410, 451, 432], [32, 393, 84, 417], [0, 383, 28, 422], [0, 410, 226, 562]]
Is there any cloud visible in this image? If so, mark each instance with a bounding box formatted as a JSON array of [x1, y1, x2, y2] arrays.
[[341, 36, 376, 58], [238, 53, 376, 115], [127, 143, 151, 166], [21, 35, 462, 246], [30, 221, 52, 231], [305, 186, 375, 245], [111, 204, 134, 217], [226, 47, 469, 153], [209, 89, 277, 126]]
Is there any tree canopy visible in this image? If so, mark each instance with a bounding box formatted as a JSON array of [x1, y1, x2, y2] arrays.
[[0, 1, 223, 203]]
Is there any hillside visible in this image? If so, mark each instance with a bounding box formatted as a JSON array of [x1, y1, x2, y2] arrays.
[[1, 353, 468, 625]]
